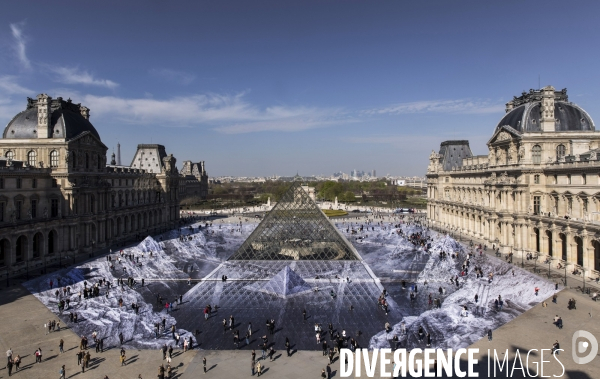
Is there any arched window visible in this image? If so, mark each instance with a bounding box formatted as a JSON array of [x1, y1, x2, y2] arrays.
[[556, 144, 566, 160], [532, 145, 542, 164], [27, 150, 37, 166], [50, 150, 59, 167], [5, 151, 14, 160]]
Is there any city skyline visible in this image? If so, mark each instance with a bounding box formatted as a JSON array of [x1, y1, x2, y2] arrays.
[[2, 1, 600, 176]]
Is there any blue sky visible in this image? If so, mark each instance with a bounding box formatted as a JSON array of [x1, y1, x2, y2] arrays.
[[1, 0, 600, 176]]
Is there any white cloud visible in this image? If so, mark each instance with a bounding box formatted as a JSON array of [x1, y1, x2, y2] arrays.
[[0, 75, 33, 95], [364, 99, 504, 115], [149, 68, 196, 85], [10, 22, 31, 69], [78, 92, 347, 133], [47, 66, 119, 89]]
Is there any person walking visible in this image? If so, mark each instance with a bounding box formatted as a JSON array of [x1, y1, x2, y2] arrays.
[[59, 364, 65, 379], [203, 357, 207, 373], [119, 332, 124, 345], [487, 329, 493, 342], [256, 361, 262, 377], [59, 339, 64, 353], [285, 337, 291, 357], [13, 355, 20, 371], [6, 358, 13, 377]]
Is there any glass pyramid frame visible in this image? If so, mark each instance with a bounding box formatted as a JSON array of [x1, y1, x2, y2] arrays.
[[229, 182, 358, 260]]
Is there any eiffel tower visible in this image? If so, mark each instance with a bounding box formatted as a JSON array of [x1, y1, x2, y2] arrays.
[[229, 182, 358, 260]]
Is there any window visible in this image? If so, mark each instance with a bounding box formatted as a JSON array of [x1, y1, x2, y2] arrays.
[[50, 150, 59, 167], [567, 175, 571, 185], [582, 174, 587, 185], [0, 202, 4, 222], [85, 153, 89, 169], [534, 174, 540, 184], [554, 175, 558, 185], [16, 178, 21, 189], [32, 178, 37, 188], [97, 154, 101, 169], [5, 151, 14, 160], [0, 178, 3, 189], [583, 198, 588, 214], [533, 196, 541, 215], [556, 144, 566, 160], [52, 179, 57, 188], [31, 199, 37, 218], [15, 200, 22, 220], [72, 152, 77, 168], [27, 150, 37, 166], [51, 199, 59, 218], [532, 145, 542, 164]]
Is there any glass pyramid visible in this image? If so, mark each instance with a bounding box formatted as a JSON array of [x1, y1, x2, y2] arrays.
[[258, 266, 313, 298], [229, 182, 358, 260]]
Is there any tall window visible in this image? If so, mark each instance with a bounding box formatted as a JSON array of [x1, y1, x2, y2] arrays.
[[85, 153, 90, 169], [16, 178, 21, 189], [533, 196, 541, 215], [51, 199, 59, 218], [534, 174, 540, 184], [582, 174, 587, 185], [27, 150, 37, 166], [32, 178, 37, 189], [50, 150, 59, 167], [532, 145, 542, 164], [15, 200, 22, 220], [556, 144, 566, 160], [567, 175, 571, 185], [0, 202, 4, 222], [31, 199, 37, 218], [72, 152, 77, 168], [5, 151, 14, 160]]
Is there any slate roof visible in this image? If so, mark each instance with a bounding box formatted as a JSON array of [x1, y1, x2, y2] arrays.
[[3, 98, 100, 140]]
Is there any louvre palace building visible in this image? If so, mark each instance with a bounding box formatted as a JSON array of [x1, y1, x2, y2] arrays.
[[427, 86, 600, 275], [0, 94, 207, 275]]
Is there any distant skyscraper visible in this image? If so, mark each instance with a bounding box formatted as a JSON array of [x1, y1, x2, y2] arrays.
[[372, 169, 376, 177]]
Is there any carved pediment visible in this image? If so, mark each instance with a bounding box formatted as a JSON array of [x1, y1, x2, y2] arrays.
[[487, 125, 522, 146]]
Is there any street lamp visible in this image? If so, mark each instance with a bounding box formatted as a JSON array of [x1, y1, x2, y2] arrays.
[[564, 262, 567, 286], [548, 256, 552, 278]]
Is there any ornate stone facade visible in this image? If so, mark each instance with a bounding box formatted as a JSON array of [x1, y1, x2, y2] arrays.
[[427, 86, 600, 276], [0, 94, 185, 276]]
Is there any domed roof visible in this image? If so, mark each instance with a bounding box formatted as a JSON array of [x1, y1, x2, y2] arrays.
[[496, 87, 594, 133], [3, 96, 100, 140], [496, 102, 594, 133]]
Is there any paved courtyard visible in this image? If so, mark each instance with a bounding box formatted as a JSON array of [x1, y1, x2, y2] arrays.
[[1, 215, 599, 378]]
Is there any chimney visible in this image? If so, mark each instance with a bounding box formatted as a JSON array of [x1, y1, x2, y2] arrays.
[[80, 105, 90, 120], [540, 85, 556, 132], [36, 93, 51, 138], [117, 143, 121, 166]]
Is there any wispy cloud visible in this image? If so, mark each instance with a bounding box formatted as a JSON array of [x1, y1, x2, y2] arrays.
[[364, 99, 503, 115], [0, 75, 33, 95], [79, 92, 347, 133], [10, 22, 31, 69], [149, 68, 196, 85], [47, 66, 119, 89]]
